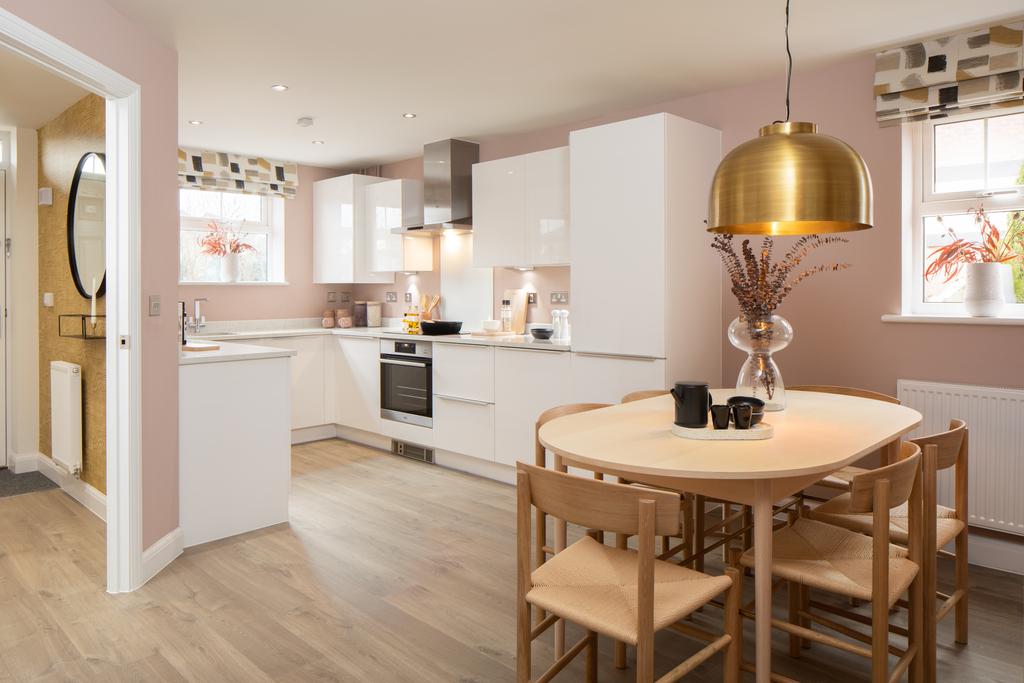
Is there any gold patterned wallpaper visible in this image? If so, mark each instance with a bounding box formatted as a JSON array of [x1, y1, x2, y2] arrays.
[[37, 94, 106, 493]]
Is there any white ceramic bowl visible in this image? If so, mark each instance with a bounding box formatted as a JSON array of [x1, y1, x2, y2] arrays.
[[482, 319, 501, 331]]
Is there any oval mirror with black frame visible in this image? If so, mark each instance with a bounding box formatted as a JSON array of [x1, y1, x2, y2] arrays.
[[67, 151, 107, 299]]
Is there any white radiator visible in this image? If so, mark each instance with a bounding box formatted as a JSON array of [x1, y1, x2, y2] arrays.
[[897, 379, 1024, 536], [50, 360, 83, 477]]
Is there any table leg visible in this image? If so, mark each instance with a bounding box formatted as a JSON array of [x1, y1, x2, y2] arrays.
[[753, 481, 773, 683]]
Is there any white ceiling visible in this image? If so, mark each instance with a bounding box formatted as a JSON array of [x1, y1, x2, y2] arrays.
[[105, 0, 1023, 168], [0, 47, 88, 129]]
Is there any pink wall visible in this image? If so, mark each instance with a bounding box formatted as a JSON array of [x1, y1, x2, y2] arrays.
[[1, 0, 180, 546], [378, 56, 1024, 394], [178, 164, 352, 321]]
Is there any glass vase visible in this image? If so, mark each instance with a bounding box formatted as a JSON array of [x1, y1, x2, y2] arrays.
[[727, 314, 793, 411]]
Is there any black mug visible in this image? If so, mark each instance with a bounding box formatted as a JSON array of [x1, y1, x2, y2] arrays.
[[732, 402, 754, 430], [710, 404, 731, 430], [670, 382, 712, 428]]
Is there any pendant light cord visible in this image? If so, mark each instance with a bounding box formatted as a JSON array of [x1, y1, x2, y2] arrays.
[[784, 0, 792, 121]]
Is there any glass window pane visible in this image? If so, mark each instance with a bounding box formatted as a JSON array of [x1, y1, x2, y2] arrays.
[[923, 209, 1024, 303], [179, 229, 270, 282], [933, 119, 985, 194], [221, 192, 264, 223], [179, 189, 222, 218], [987, 112, 1024, 189]]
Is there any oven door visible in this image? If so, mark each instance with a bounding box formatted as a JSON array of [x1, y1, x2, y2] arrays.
[[380, 355, 433, 427]]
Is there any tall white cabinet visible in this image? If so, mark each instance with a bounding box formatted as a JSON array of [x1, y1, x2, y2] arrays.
[[472, 146, 570, 267], [569, 113, 723, 398], [313, 174, 395, 284]]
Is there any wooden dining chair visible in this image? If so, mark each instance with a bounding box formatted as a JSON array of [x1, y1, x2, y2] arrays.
[[788, 385, 901, 492], [621, 389, 670, 403], [733, 441, 928, 683], [516, 462, 742, 683], [807, 420, 968, 680], [535, 403, 612, 657]]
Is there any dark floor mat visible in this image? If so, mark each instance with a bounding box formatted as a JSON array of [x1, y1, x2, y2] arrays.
[[0, 469, 59, 498]]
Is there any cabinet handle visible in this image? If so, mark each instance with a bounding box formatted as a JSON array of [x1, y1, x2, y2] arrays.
[[435, 394, 493, 407], [573, 351, 660, 361], [499, 347, 566, 355], [380, 358, 430, 368]]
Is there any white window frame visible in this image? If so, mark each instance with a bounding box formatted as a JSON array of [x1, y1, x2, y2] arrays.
[[902, 107, 1024, 318], [178, 189, 286, 284]]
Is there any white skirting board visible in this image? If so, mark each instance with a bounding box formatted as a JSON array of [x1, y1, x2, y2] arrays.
[[291, 424, 338, 445], [141, 527, 183, 586], [34, 453, 106, 521]]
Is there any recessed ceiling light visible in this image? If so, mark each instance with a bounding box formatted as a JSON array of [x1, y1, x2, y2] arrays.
[[297, 116, 314, 128], [271, 84, 289, 92], [402, 112, 417, 119], [312, 139, 325, 145], [187, 120, 203, 126]]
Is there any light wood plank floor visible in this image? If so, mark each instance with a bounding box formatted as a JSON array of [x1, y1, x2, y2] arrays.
[[0, 439, 1020, 681]]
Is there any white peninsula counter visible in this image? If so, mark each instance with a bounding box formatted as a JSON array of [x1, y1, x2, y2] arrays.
[[179, 341, 297, 548]]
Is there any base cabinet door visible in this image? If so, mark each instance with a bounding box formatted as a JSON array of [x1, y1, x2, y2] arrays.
[[494, 348, 572, 467], [333, 336, 380, 433], [434, 395, 494, 460], [570, 352, 666, 405]]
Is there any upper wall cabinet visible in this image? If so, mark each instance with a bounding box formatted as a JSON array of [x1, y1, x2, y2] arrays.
[[472, 146, 570, 268], [313, 174, 395, 284], [365, 178, 433, 273]]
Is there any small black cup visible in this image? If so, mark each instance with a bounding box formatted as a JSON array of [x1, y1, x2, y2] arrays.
[[710, 404, 731, 430], [732, 403, 754, 430]]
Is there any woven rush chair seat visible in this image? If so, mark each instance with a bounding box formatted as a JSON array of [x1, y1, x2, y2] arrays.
[[738, 518, 918, 606], [809, 494, 965, 548], [818, 465, 868, 489], [528, 535, 731, 646]]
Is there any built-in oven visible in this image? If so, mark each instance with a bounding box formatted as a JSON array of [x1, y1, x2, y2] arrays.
[[380, 339, 433, 428]]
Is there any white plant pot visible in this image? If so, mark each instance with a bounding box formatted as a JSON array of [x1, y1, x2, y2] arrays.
[[964, 262, 1010, 317], [221, 252, 240, 283]]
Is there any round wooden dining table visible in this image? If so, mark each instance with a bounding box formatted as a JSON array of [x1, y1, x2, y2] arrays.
[[538, 389, 922, 683]]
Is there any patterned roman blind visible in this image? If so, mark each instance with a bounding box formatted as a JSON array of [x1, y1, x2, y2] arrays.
[[874, 20, 1023, 126], [178, 148, 299, 198]]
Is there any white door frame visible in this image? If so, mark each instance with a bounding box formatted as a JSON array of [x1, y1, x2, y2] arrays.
[[0, 9, 143, 593]]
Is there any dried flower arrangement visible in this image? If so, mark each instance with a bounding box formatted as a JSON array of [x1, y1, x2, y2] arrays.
[[711, 233, 850, 398], [197, 220, 257, 257], [924, 207, 1024, 284]]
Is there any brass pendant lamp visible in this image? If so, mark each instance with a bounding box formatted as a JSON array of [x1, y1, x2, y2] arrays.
[[706, 0, 873, 235]]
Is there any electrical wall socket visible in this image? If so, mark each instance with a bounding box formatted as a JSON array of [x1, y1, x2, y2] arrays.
[[340, 292, 351, 303], [405, 292, 413, 302], [527, 292, 537, 304], [550, 291, 569, 304], [385, 291, 398, 303], [327, 291, 338, 303]]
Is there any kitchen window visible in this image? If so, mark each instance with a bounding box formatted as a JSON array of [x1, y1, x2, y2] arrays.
[[902, 108, 1024, 318], [179, 188, 286, 284]]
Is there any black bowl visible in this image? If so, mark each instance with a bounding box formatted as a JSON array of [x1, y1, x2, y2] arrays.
[[421, 320, 463, 335], [530, 327, 554, 340], [727, 396, 766, 426]]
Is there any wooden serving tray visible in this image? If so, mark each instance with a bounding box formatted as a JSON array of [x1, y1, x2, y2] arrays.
[[671, 422, 773, 441]]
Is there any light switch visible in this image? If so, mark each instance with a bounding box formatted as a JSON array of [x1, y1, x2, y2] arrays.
[[149, 294, 161, 316], [43, 292, 55, 307], [527, 292, 537, 305], [38, 188, 53, 206]]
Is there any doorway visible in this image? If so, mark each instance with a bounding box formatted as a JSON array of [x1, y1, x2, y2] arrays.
[[0, 13, 143, 592]]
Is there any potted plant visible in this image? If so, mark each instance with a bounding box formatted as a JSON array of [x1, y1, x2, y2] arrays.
[[924, 207, 1023, 317], [711, 234, 849, 411], [197, 220, 256, 283]]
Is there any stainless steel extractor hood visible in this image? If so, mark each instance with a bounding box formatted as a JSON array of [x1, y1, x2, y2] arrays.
[[395, 138, 479, 235]]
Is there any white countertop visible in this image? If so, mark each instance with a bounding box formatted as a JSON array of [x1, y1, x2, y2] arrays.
[[179, 340, 298, 366], [196, 326, 571, 351]]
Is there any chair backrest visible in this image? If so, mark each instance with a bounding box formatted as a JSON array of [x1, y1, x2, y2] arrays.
[[910, 419, 966, 471], [788, 385, 900, 405], [621, 390, 668, 404], [534, 403, 611, 467], [516, 462, 681, 536], [848, 441, 921, 513]]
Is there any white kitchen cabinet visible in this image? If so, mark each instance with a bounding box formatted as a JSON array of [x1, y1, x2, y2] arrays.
[[494, 348, 572, 467], [433, 343, 494, 403], [472, 147, 569, 268], [332, 335, 381, 433], [246, 336, 326, 429], [365, 179, 433, 273], [434, 395, 495, 461], [313, 174, 395, 284], [570, 113, 722, 385], [472, 155, 525, 267], [570, 352, 667, 405]]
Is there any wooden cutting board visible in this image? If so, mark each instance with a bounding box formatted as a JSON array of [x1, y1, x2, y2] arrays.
[[503, 289, 528, 335], [182, 341, 221, 352]]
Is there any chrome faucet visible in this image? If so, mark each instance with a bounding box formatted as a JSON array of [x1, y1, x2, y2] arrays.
[[189, 298, 208, 333]]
